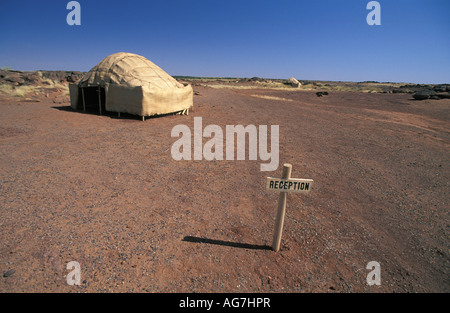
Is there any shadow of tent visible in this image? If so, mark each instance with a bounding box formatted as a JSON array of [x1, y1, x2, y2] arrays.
[[51, 105, 182, 121], [182, 236, 271, 251]]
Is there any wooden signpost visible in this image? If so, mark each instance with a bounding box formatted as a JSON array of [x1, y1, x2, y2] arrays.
[[266, 163, 314, 252]]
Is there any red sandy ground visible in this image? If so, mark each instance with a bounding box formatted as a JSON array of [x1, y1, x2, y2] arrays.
[[0, 85, 448, 292]]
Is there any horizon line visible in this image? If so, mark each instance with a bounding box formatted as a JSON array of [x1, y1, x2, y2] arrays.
[[1, 67, 449, 85]]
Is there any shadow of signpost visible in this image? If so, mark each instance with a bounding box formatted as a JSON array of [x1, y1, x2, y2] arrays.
[[182, 236, 271, 251]]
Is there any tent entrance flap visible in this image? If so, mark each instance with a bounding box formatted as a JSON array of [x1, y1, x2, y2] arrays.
[[78, 86, 105, 114]]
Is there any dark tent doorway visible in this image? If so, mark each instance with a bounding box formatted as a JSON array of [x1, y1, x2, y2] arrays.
[[77, 86, 105, 114]]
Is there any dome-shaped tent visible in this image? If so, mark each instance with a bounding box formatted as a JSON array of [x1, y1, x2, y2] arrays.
[[69, 52, 193, 119]]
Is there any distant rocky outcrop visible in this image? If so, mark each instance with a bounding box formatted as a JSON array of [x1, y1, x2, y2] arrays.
[[66, 71, 84, 83], [237, 77, 267, 83], [0, 69, 85, 86], [432, 85, 450, 93], [413, 88, 450, 100]]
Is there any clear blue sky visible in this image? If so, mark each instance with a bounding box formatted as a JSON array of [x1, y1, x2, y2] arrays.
[[0, 0, 449, 83]]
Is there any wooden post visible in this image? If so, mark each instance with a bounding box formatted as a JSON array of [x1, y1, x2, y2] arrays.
[[81, 87, 86, 112], [272, 163, 292, 252], [266, 165, 313, 252], [142, 116, 145, 122], [98, 85, 102, 115]]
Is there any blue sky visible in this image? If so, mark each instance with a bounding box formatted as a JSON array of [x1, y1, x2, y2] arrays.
[[0, 0, 449, 83]]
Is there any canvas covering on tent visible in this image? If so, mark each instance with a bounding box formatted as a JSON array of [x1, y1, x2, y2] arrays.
[[69, 52, 193, 118]]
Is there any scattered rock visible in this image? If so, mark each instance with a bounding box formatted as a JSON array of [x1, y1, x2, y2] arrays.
[[433, 84, 450, 93], [3, 269, 15, 277], [286, 77, 301, 87], [433, 87, 446, 93], [316, 91, 329, 97], [413, 90, 437, 100], [436, 93, 450, 99]]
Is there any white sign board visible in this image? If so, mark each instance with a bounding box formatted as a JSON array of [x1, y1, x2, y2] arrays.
[[266, 177, 313, 193]]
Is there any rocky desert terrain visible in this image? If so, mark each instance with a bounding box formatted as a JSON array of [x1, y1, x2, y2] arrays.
[[0, 70, 449, 293]]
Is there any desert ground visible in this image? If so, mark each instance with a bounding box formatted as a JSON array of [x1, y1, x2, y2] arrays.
[[0, 71, 449, 292]]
